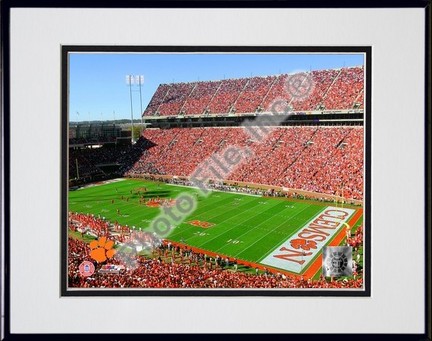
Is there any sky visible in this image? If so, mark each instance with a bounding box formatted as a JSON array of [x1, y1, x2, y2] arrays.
[[69, 53, 364, 122]]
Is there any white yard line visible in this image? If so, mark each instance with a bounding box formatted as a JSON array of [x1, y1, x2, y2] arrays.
[[188, 201, 265, 242], [254, 206, 328, 261], [228, 205, 319, 258], [168, 197, 260, 240]]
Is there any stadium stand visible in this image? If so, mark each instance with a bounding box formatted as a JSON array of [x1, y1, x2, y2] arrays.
[[142, 66, 364, 116], [208, 78, 249, 114], [124, 126, 363, 200], [69, 148, 105, 179], [68, 234, 362, 288], [322, 67, 364, 110], [157, 82, 195, 116], [143, 84, 171, 116], [289, 69, 340, 111], [182, 81, 221, 115], [234, 76, 277, 113]]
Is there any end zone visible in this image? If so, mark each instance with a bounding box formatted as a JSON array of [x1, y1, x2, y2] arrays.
[[260, 207, 355, 273]]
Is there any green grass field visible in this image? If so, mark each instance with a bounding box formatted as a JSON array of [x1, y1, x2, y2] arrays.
[[69, 178, 361, 276]]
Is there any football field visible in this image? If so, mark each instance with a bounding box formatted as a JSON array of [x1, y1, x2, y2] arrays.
[[69, 178, 363, 277]]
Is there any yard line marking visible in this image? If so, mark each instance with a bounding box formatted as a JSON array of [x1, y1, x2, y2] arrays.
[[193, 200, 285, 247], [169, 196, 265, 241], [170, 197, 267, 241], [228, 205, 321, 258]]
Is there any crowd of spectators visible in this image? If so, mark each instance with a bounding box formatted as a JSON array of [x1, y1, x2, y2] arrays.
[[69, 212, 110, 237], [347, 224, 363, 250], [68, 236, 363, 289], [69, 136, 118, 145], [261, 75, 292, 111], [69, 148, 105, 179], [157, 82, 195, 116], [143, 84, 171, 116], [234, 76, 276, 113], [68, 135, 162, 181], [142, 66, 364, 116], [305, 127, 364, 200], [355, 89, 364, 109], [125, 126, 363, 200], [208, 78, 248, 114], [323, 67, 364, 110], [125, 128, 247, 177], [182, 81, 221, 115], [69, 125, 363, 200], [125, 129, 183, 175], [169, 178, 269, 196], [282, 127, 351, 191], [290, 69, 340, 111]]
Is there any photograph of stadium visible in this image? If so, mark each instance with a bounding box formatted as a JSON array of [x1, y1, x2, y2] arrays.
[[64, 48, 369, 293]]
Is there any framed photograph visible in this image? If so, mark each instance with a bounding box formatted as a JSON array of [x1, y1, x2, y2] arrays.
[[1, 0, 430, 337], [62, 46, 370, 297]]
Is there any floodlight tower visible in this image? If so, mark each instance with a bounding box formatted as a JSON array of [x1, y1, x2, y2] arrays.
[[135, 75, 145, 136], [126, 74, 135, 143]]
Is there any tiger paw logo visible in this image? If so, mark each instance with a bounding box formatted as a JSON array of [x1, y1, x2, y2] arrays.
[[188, 220, 215, 228], [89, 236, 116, 263], [290, 238, 317, 251]]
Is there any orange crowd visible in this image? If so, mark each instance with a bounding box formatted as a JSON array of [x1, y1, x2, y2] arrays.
[[143, 66, 364, 116], [126, 126, 364, 200], [68, 237, 363, 289]]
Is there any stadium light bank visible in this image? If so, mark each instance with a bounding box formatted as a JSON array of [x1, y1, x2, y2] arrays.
[[126, 74, 145, 143]]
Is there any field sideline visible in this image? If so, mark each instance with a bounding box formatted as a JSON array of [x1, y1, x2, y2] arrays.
[[69, 178, 363, 277]]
